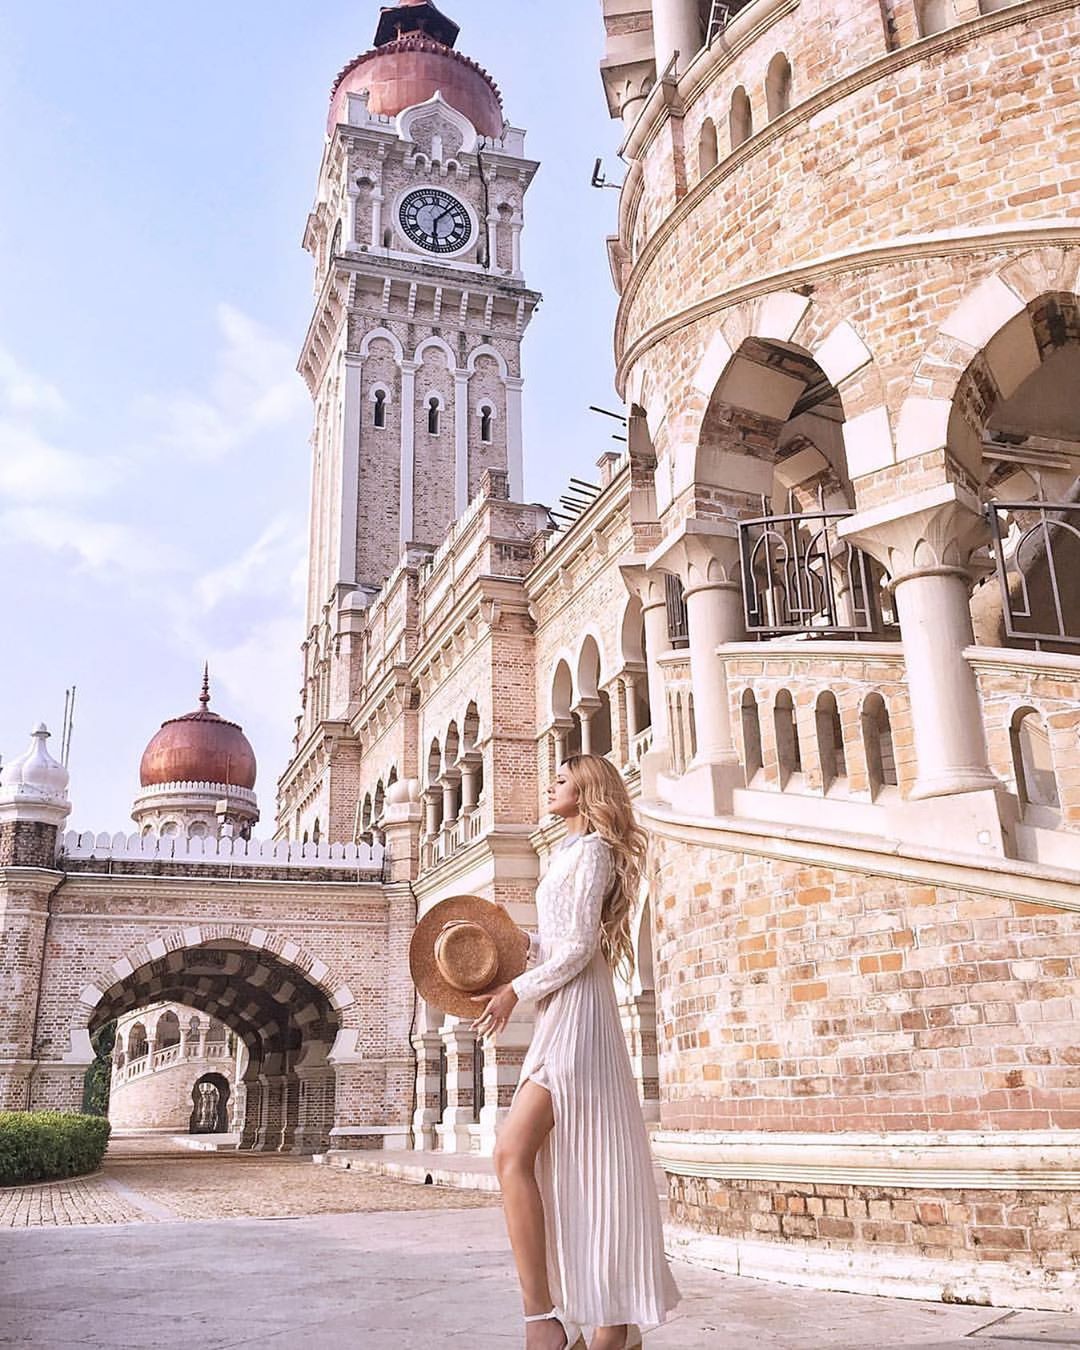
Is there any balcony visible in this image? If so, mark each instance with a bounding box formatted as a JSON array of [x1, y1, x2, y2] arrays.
[[985, 499, 1080, 650], [739, 507, 894, 639]]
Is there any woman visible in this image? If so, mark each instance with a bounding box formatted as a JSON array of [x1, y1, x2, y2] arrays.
[[472, 754, 680, 1350]]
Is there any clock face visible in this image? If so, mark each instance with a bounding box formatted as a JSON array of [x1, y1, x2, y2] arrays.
[[398, 188, 473, 254]]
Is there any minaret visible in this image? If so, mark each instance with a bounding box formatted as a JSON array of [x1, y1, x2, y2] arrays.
[[288, 0, 540, 757]]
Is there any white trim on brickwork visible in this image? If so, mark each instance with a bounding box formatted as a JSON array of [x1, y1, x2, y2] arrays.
[[665, 1223, 1080, 1313], [640, 802, 1080, 911], [653, 1129, 1080, 1189]]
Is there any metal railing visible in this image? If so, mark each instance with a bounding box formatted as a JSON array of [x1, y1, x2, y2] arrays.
[[986, 500, 1080, 649], [739, 506, 889, 638], [665, 573, 689, 648]]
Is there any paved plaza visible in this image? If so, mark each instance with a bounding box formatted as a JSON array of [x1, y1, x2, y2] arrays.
[[1, 1142, 1079, 1348]]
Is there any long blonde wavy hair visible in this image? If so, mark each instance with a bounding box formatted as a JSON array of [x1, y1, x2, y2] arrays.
[[561, 753, 648, 980]]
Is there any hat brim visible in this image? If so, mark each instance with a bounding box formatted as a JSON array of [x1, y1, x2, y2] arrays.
[[409, 895, 528, 1020]]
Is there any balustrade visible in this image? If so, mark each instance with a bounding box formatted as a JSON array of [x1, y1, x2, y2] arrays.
[[985, 499, 1080, 649], [739, 505, 893, 638]]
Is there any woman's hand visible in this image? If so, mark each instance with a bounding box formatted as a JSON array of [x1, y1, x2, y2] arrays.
[[471, 982, 518, 1039]]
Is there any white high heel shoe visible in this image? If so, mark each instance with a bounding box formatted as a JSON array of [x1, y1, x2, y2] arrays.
[[523, 1307, 586, 1349]]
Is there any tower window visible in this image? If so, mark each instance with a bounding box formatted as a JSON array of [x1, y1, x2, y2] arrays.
[[428, 397, 441, 435], [480, 406, 493, 443], [373, 389, 387, 429]]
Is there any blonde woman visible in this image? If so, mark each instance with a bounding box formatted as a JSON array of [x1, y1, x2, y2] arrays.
[[472, 754, 680, 1350]]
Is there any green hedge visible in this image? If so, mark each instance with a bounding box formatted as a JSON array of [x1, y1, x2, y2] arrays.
[[0, 1112, 111, 1186]]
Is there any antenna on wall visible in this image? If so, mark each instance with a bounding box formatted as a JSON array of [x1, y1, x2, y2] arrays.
[[60, 685, 76, 768]]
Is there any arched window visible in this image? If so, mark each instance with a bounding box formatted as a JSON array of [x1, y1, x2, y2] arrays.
[[862, 694, 898, 798], [1011, 708, 1060, 813], [128, 1023, 148, 1060], [815, 691, 847, 791], [382, 227, 393, 249], [479, 405, 493, 443], [741, 689, 763, 780], [188, 822, 208, 839], [765, 53, 793, 120], [373, 389, 387, 429], [698, 117, 719, 177], [428, 397, 441, 435], [773, 689, 802, 788], [730, 86, 753, 149], [161, 821, 179, 838], [155, 1011, 180, 1049], [312, 817, 321, 845], [918, 0, 951, 34]]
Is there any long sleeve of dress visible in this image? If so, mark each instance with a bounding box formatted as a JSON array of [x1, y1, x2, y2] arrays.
[[526, 929, 542, 966], [511, 838, 611, 1004]]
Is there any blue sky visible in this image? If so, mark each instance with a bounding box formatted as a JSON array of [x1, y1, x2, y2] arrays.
[[0, 2, 625, 831]]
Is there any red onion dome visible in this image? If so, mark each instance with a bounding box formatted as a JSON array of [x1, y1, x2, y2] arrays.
[[328, 3, 503, 138], [139, 670, 256, 791]]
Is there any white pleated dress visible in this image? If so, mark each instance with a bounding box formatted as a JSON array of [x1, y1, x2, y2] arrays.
[[509, 832, 680, 1332]]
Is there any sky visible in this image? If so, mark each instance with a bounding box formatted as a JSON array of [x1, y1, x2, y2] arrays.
[[0, 2, 626, 831]]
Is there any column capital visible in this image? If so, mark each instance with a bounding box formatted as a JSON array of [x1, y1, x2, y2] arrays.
[[618, 556, 668, 610], [839, 483, 989, 587], [646, 519, 741, 592]]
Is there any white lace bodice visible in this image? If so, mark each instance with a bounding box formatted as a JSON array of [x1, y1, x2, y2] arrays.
[[511, 832, 612, 1004]]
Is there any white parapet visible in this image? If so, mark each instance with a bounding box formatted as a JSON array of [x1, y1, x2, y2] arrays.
[[57, 830, 386, 872]]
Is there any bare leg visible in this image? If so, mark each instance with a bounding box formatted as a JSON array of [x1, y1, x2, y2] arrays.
[[494, 1079, 567, 1349], [589, 1330, 630, 1350]]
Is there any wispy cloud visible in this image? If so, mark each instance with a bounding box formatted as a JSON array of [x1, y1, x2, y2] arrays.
[[194, 514, 306, 613], [136, 303, 307, 460], [0, 422, 113, 502], [0, 346, 66, 417], [1, 505, 174, 573]]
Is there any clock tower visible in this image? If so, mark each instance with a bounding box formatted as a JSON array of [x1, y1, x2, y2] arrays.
[[281, 1, 540, 829]]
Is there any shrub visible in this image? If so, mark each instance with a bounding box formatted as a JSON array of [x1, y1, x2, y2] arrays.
[[0, 1112, 111, 1186]]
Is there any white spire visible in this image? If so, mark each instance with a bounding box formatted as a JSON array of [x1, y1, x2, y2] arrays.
[[0, 724, 71, 804]]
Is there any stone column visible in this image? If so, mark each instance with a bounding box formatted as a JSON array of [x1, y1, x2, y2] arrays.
[[411, 1028, 444, 1151], [652, 0, 702, 75], [0, 725, 72, 1113], [436, 1026, 478, 1154], [454, 369, 470, 514], [623, 674, 641, 742], [572, 698, 602, 756], [551, 718, 574, 768], [382, 779, 423, 885], [440, 772, 460, 827], [510, 213, 523, 277], [371, 188, 384, 247], [459, 756, 482, 813], [423, 788, 442, 839], [841, 486, 1012, 852], [399, 360, 417, 548], [647, 522, 744, 814], [505, 376, 524, 503], [620, 562, 673, 796]]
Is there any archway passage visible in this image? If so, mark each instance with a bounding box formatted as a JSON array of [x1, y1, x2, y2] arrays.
[[89, 942, 341, 1154]]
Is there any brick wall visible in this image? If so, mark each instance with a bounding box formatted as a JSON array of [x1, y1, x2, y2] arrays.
[[651, 832, 1080, 1135]]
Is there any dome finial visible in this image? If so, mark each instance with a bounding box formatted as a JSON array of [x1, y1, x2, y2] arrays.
[[200, 663, 211, 711]]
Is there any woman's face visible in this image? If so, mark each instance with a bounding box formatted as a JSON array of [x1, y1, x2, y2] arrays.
[[547, 765, 581, 820]]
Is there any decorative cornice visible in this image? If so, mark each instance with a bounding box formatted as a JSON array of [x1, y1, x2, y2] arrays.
[[653, 1130, 1080, 1190], [615, 0, 1079, 372], [640, 800, 1080, 911], [616, 221, 1080, 387]]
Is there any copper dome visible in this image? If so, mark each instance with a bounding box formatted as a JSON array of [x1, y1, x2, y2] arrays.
[[139, 672, 257, 791], [328, 3, 504, 138]]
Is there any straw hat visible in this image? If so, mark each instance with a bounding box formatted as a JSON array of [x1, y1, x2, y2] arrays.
[[409, 895, 528, 1019]]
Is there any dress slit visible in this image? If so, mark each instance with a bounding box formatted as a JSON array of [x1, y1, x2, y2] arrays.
[[509, 833, 679, 1332]]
